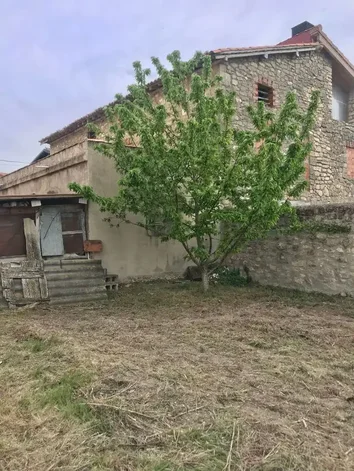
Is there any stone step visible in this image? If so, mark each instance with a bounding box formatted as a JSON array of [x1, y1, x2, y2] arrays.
[[49, 292, 108, 305], [44, 264, 104, 273], [46, 270, 105, 282], [43, 259, 101, 270], [43, 258, 108, 305], [47, 278, 105, 290], [44, 259, 101, 267], [49, 285, 106, 298]]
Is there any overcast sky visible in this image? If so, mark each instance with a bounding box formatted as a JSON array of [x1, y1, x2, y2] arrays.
[[1, 0, 354, 172]]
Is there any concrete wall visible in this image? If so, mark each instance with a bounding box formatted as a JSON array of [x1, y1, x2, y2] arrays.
[[229, 204, 354, 296], [0, 142, 88, 196], [50, 128, 87, 154], [86, 144, 188, 279], [220, 50, 354, 203]]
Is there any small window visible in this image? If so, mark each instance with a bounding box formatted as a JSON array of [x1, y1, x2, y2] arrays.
[[257, 84, 274, 107], [87, 130, 96, 139], [332, 83, 348, 122]]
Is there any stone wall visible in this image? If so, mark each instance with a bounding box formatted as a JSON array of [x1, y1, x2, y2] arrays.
[[348, 89, 354, 126], [220, 50, 354, 203], [228, 204, 354, 296], [50, 127, 88, 154]]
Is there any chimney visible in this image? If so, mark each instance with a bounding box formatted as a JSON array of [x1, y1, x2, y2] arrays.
[[292, 21, 314, 37]]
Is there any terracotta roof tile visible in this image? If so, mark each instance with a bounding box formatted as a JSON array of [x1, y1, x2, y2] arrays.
[[277, 25, 321, 46]]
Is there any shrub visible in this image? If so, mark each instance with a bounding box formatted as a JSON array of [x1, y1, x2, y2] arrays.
[[211, 267, 248, 286]]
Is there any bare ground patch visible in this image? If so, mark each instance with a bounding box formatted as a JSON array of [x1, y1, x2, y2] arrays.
[[0, 282, 354, 470]]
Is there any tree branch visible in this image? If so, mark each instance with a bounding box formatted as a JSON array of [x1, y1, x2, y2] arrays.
[[181, 241, 199, 266]]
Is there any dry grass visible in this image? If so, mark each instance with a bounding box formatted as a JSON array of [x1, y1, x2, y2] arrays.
[[1, 282, 354, 470]]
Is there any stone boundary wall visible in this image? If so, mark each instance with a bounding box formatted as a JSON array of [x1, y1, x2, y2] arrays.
[[228, 204, 354, 296]]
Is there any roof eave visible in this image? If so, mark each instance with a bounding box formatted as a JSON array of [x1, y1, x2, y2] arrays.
[[213, 45, 318, 60], [317, 31, 354, 79]]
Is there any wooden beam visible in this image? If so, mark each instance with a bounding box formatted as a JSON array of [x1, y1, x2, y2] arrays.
[[23, 218, 41, 261]]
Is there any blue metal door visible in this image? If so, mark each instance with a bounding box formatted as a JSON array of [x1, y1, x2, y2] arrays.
[[40, 207, 64, 256]]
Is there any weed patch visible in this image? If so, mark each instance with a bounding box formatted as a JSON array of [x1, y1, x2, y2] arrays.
[[20, 333, 59, 353], [39, 371, 93, 421]]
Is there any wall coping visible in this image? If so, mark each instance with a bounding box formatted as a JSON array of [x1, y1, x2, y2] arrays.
[[0, 152, 87, 192]]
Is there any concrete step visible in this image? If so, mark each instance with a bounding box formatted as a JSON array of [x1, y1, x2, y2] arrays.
[[46, 270, 105, 282], [44, 259, 101, 267], [43, 258, 108, 305], [47, 278, 105, 290], [44, 264, 104, 273], [49, 292, 108, 305], [44, 259, 102, 271], [49, 285, 106, 298]]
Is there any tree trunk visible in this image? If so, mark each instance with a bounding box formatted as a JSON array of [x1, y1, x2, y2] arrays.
[[201, 266, 209, 292]]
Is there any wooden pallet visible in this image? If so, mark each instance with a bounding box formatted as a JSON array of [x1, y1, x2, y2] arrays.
[[105, 274, 118, 290]]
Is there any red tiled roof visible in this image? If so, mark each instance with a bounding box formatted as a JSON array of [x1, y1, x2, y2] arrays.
[[278, 23, 354, 74], [0, 173, 7, 177], [278, 25, 321, 46]]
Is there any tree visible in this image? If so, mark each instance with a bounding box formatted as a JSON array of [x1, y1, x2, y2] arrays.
[[69, 51, 320, 291]]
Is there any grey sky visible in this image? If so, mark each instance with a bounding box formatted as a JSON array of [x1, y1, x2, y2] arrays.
[[1, 0, 353, 172]]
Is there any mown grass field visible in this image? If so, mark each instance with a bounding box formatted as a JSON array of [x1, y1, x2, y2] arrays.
[[1, 282, 354, 470]]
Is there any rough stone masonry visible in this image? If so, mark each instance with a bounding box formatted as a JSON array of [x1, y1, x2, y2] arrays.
[[220, 50, 354, 203], [228, 204, 354, 296], [219, 46, 354, 295]]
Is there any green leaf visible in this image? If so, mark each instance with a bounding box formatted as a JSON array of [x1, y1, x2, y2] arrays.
[[70, 50, 320, 285]]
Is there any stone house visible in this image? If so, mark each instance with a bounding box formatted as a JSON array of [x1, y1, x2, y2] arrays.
[[1, 20, 354, 290]]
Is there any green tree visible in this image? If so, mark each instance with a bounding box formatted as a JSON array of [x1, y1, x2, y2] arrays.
[[69, 51, 319, 291]]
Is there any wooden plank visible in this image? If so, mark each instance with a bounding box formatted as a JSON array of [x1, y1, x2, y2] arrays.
[[0, 216, 27, 257], [3, 288, 12, 300], [39, 277, 49, 299], [63, 233, 84, 254], [22, 278, 41, 299], [1, 277, 12, 289], [7, 299, 46, 306], [0, 207, 36, 216], [24, 218, 41, 261], [20, 260, 43, 271], [0, 259, 49, 306]]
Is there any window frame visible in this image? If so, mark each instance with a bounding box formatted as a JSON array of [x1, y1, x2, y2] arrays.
[[255, 80, 275, 108]]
